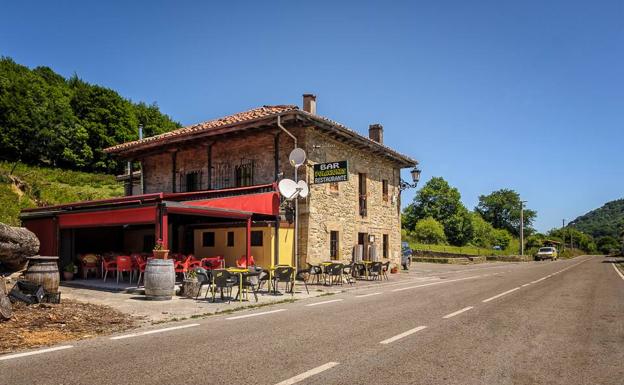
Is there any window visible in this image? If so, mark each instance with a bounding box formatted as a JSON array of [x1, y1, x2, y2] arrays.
[[329, 182, 339, 193], [235, 159, 254, 187], [202, 232, 215, 247], [184, 171, 200, 192], [358, 173, 367, 217], [382, 179, 389, 202], [227, 231, 234, 247], [251, 231, 263, 247], [382, 234, 389, 259], [330, 231, 339, 260]]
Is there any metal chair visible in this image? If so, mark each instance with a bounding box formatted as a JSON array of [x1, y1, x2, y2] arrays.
[[342, 262, 355, 286], [368, 262, 383, 281], [306, 263, 323, 284], [381, 261, 390, 281], [192, 267, 212, 299], [325, 263, 344, 286]]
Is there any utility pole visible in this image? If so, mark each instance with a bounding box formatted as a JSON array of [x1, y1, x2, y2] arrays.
[[520, 201, 527, 256], [562, 219, 566, 251]]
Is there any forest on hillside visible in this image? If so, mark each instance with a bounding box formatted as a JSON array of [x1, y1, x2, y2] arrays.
[[569, 199, 624, 240], [0, 57, 180, 173]]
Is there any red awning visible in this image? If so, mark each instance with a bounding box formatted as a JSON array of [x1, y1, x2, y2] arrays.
[[164, 202, 252, 219], [58, 206, 156, 228], [183, 191, 280, 216]]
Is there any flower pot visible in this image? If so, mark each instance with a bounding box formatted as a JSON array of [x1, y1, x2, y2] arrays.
[[63, 271, 74, 281], [390, 266, 398, 274], [180, 279, 201, 298], [152, 249, 170, 260]]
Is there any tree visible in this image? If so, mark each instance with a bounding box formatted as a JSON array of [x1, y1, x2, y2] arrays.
[[475, 189, 536, 237], [491, 228, 512, 250], [548, 227, 596, 253], [471, 212, 497, 248], [596, 236, 620, 255], [444, 207, 474, 246], [402, 177, 473, 246], [413, 217, 447, 245], [402, 177, 463, 231]]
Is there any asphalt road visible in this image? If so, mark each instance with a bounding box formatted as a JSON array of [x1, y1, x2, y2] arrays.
[[2, 256, 623, 385]]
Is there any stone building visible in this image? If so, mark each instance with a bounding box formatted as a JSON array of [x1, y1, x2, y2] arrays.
[[22, 95, 417, 270], [105, 94, 417, 268]]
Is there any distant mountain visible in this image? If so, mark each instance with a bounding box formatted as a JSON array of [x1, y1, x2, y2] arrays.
[[569, 199, 624, 239]]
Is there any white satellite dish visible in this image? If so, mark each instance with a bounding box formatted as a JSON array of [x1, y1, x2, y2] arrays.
[[289, 148, 306, 168], [297, 180, 309, 198], [278, 178, 299, 200]]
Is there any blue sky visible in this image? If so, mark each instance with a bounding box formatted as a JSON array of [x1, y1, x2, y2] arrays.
[[1, 0, 622, 232]]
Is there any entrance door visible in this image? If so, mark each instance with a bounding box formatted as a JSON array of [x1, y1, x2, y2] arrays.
[[358, 232, 368, 260]]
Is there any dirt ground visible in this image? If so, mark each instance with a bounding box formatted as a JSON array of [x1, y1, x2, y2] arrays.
[[0, 300, 139, 354]]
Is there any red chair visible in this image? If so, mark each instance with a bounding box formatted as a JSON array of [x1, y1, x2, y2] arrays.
[[134, 255, 147, 286], [201, 256, 224, 270], [188, 255, 202, 269], [236, 255, 255, 268], [102, 257, 117, 282], [116, 255, 133, 284], [174, 255, 193, 279]]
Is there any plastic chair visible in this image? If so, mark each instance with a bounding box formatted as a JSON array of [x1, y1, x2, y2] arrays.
[[211, 269, 238, 303], [192, 267, 212, 299], [381, 261, 390, 281], [236, 255, 255, 268], [174, 255, 193, 279], [135, 255, 148, 286], [325, 263, 344, 286], [306, 263, 323, 284], [116, 255, 133, 284], [201, 256, 224, 270], [342, 262, 355, 286], [102, 257, 117, 282], [272, 266, 295, 295], [368, 262, 383, 281], [79, 254, 99, 279]]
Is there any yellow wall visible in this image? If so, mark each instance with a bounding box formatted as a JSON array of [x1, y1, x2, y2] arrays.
[[193, 225, 294, 268]]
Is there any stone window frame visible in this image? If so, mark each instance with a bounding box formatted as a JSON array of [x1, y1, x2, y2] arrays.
[[325, 222, 343, 261]]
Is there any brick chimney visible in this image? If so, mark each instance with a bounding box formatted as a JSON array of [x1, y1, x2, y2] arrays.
[[369, 124, 383, 144], [302, 94, 316, 114]]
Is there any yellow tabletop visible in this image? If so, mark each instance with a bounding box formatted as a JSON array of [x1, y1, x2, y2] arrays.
[[227, 268, 249, 273]]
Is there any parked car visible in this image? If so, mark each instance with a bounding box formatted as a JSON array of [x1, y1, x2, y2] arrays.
[[401, 242, 412, 270], [535, 247, 558, 261]]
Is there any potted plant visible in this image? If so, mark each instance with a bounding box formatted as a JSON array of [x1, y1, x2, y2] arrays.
[[180, 269, 201, 298], [390, 263, 399, 274], [152, 239, 169, 260], [63, 263, 77, 281]]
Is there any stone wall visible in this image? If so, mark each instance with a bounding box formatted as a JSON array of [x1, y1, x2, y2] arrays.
[[299, 128, 403, 267]]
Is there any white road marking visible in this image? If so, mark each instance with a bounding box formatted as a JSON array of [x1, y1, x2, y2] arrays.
[[392, 275, 481, 292], [305, 299, 344, 307], [612, 263, 624, 281], [355, 292, 382, 298], [442, 306, 474, 319], [521, 283, 531, 287], [226, 309, 287, 320], [380, 326, 428, 344], [0, 345, 73, 361], [275, 362, 340, 385], [531, 276, 549, 284], [110, 323, 200, 340], [482, 287, 521, 303]]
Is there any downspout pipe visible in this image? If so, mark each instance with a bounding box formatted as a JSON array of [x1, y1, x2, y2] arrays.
[[277, 114, 299, 273]]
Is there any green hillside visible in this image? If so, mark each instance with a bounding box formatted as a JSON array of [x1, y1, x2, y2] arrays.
[[569, 199, 624, 239], [0, 57, 180, 173], [0, 162, 123, 226]]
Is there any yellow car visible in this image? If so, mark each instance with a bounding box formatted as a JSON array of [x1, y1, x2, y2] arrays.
[[535, 247, 558, 261]]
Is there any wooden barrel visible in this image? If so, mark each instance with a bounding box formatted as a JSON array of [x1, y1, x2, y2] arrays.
[[24, 256, 60, 294], [144, 258, 175, 300]]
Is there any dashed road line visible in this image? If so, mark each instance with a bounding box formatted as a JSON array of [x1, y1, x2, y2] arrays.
[[226, 309, 287, 320], [380, 326, 428, 344], [392, 275, 481, 292], [355, 292, 382, 298], [305, 299, 344, 307], [275, 362, 340, 385], [482, 287, 521, 303], [442, 306, 474, 319], [110, 323, 200, 340], [0, 345, 73, 361]]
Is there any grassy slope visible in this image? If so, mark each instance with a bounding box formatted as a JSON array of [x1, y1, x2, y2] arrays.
[[402, 230, 521, 256], [0, 162, 123, 226]]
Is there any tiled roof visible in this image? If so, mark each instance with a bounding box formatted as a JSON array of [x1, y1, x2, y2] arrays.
[[105, 105, 298, 153], [104, 103, 417, 166]]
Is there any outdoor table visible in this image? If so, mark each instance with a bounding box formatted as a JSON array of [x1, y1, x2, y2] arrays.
[[356, 260, 374, 280], [226, 267, 248, 303]]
